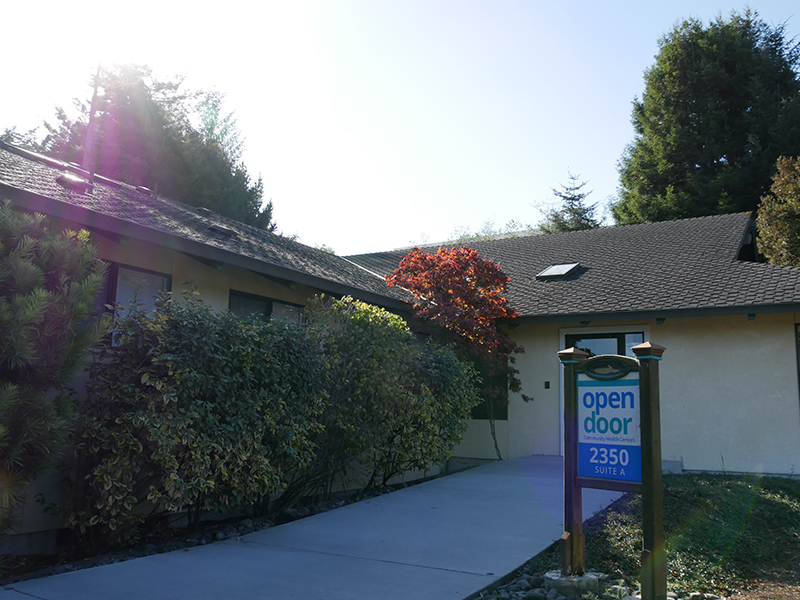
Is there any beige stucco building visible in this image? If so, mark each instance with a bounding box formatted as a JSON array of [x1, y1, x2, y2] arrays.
[[458, 314, 800, 476], [0, 141, 410, 552], [3, 140, 800, 553], [4, 140, 799, 480], [351, 212, 800, 477]]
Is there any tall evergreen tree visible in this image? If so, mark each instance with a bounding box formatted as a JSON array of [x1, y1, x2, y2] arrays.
[[0, 202, 108, 549], [197, 91, 245, 163], [41, 65, 275, 231], [539, 172, 600, 233], [613, 11, 800, 224]]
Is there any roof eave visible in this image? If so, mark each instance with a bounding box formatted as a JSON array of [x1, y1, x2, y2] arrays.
[[2, 182, 409, 313], [506, 303, 800, 325]]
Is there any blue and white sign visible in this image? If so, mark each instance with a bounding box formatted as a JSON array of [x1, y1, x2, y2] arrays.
[[577, 373, 641, 483]]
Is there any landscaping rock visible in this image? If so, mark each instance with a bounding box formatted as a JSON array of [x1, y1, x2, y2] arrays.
[[605, 584, 630, 598], [544, 570, 607, 596]]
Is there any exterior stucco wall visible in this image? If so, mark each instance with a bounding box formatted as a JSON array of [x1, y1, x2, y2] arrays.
[[452, 322, 567, 460], [89, 228, 317, 309], [168, 252, 318, 310], [507, 323, 564, 457], [453, 420, 509, 459], [455, 314, 800, 475], [654, 312, 800, 474]]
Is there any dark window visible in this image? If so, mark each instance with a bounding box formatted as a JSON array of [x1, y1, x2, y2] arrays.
[[95, 263, 171, 313], [470, 398, 509, 421], [229, 290, 272, 320], [564, 331, 644, 358], [228, 290, 303, 324], [271, 301, 304, 324], [470, 367, 509, 420]]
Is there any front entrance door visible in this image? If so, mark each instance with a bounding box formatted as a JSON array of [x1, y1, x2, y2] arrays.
[[565, 331, 644, 358]]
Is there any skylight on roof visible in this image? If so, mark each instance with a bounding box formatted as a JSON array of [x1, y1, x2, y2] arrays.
[[56, 172, 92, 193], [536, 262, 579, 279], [208, 224, 238, 238]]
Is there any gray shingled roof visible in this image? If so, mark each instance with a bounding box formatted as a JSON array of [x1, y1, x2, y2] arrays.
[[347, 214, 800, 322], [6, 141, 800, 322], [0, 141, 403, 309]]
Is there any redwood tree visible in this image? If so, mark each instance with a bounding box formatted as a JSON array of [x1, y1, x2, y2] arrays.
[[613, 11, 800, 223]]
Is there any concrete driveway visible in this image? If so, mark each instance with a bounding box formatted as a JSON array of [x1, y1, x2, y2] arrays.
[[0, 456, 621, 600]]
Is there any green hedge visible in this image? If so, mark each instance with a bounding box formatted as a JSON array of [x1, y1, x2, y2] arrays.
[[279, 296, 480, 505], [68, 293, 480, 550], [68, 291, 324, 549]]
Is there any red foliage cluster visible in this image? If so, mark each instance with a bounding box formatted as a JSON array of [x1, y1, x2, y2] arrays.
[[388, 246, 531, 448], [386, 246, 518, 353]]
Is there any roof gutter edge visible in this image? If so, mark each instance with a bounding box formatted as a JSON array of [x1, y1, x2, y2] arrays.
[[2, 183, 409, 313], [506, 303, 800, 325]]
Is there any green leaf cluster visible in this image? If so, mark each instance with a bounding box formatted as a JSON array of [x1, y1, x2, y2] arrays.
[[757, 156, 800, 266], [0, 201, 108, 550], [40, 65, 275, 231], [274, 296, 482, 507], [67, 291, 324, 549], [614, 11, 800, 224], [538, 172, 600, 234]]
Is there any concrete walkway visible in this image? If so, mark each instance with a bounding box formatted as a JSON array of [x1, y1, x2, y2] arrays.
[[0, 456, 621, 600]]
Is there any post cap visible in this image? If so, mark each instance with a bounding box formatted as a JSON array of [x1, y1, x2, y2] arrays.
[[557, 347, 590, 363], [631, 342, 666, 359]]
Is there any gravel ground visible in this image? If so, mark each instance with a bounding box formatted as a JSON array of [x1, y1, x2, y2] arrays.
[[726, 568, 800, 600], [469, 569, 725, 600]]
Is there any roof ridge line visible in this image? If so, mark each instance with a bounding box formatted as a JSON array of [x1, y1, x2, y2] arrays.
[[339, 255, 391, 283]]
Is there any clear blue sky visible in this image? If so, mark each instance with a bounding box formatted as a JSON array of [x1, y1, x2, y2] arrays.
[[4, 1, 798, 254]]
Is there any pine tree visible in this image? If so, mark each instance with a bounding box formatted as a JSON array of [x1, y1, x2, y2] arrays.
[[539, 172, 600, 233], [0, 202, 108, 551], [41, 65, 275, 231]]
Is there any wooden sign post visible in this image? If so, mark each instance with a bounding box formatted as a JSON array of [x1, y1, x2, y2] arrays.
[[633, 342, 667, 600], [557, 346, 588, 576], [557, 342, 666, 600]]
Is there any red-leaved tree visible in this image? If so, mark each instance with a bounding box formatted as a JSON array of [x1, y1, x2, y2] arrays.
[[387, 246, 529, 457]]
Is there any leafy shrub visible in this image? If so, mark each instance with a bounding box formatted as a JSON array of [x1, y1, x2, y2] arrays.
[[68, 291, 324, 549], [0, 202, 108, 554], [373, 339, 481, 483], [279, 296, 480, 505], [68, 292, 480, 550], [757, 155, 800, 266]]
